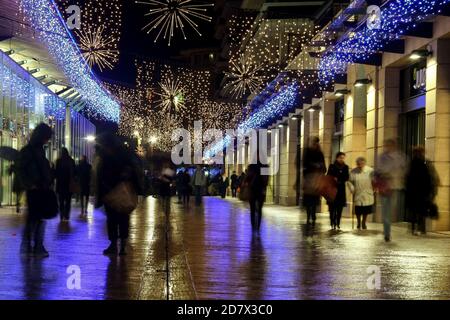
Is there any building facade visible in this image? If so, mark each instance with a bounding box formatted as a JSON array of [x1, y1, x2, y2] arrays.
[[224, 1, 450, 231]]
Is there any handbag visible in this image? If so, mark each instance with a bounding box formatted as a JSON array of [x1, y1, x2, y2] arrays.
[[238, 183, 250, 201], [317, 175, 337, 203], [27, 189, 59, 220], [103, 182, 138, 214]]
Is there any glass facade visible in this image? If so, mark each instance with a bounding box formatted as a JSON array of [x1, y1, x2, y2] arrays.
[[0, 50, 96, 205]]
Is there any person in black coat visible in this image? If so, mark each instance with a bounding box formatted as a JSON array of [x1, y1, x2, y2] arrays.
[[17, 123, 53, 257], [326, 152, 350, 230], [405, 146, 440, 235], [302, 137, 326, 226], [230, 171, 238, 198], [246, 163, 269, 233], [96, 134, 142, 256], [55, 147, 76, 222], [77, 155, 92, 216]]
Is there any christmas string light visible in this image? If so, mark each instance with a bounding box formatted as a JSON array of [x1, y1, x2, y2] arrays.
[[136, 0, 214, 46], [20, 0, 120, 122], [318, 0, 450, 84], [58, 0, 122, 71], [205, 83, 300, 158], [76, 25, 119, 71], [154, 77, 186, 115], [223, 54, 265, 99]]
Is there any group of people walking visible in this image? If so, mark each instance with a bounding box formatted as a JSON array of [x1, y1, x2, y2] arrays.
[[302, 137, 440, 241], [16, 123, 141, 258]]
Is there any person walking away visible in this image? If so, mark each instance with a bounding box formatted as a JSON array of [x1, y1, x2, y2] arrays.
[[160, 163, 175, 213], [181, 170, 191, 205], [96, 134, 141, 256], [55, 148, 76, 222], [9, 162, 24, 213], [230, 171, 238, 198], [374, 139, 406, 242], [77, 155, 92, 217], [193, 165, 207, 206], [17, 123, 53, 257], [221, 173, 229, 199], [405, 146, 440, 235], [348, 157, 375, 230], [302, 137, 326, 227], [175, 169, 184, 203], [326, 152, 349, 230], [245, 164, 269, 234]]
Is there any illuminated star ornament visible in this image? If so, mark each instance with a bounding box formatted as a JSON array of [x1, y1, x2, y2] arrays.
[[224, 55, 265, 99], [136, 0, 214, 46], [155, 78, 186, 114], [77, 26, 119, 71]]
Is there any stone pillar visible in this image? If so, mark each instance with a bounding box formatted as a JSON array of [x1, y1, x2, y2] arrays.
[[425, 38, 450, 231], [343, 65, 368, 167], [319, 99, 335, 168], [278, 118, 299, 205]]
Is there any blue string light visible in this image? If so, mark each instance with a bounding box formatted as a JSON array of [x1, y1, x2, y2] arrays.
[[204, 83, 300, 158], [319, 0, 450, 84], [20, 0, 120, 122]]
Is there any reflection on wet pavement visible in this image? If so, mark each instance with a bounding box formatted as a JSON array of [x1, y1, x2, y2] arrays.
[[0, 197, 449, 300]]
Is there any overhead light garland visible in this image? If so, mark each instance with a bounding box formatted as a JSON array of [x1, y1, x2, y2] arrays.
[[136, 0, 214, 46], [318, 0, 450, 84], [20, 0, 120, 122], [205, 82, 300, 158]]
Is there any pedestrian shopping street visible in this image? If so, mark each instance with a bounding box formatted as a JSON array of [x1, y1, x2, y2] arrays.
[[0, 197, 449, 300]]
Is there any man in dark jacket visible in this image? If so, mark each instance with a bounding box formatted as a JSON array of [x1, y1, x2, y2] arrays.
[[77, 155, 92, 216], [230, 171, 238, 198], [17, 123, 53, 257]]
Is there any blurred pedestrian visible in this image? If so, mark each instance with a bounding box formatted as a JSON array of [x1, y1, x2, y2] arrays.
[[17, 123, 54, 257], [405, 146, 440, 235], [302, 137, 326, 226], [9, 162, 24, 213], [193, 165, 207, 206], [326, 152, 349, 230], [181, 170, 191, 205], [77, 155, 92, 217], [55, 147, 76, 222], [348, 157, 375, 230], [374, 139, 406, 242], [96, 134, 141, 256], [176, 169, 184, 203], [245, 163, 269, 233], [160, 163, 175, 212], [230, 171, 238, 198], [220, 172, 229, 199]]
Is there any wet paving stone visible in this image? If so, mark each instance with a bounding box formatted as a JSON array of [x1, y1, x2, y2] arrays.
[[0, 196, 449, 300]]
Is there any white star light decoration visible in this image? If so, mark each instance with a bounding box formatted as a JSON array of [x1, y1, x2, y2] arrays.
[[154, 78, 186, 115], [224, 55, 265, 99], [76, 26, 119, 71], [136, 0, 214, 46]]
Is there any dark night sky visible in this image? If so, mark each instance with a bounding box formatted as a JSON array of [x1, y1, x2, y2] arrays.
[[99, 0, 222, 84]]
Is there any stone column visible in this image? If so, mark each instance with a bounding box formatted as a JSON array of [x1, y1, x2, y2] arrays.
[[278, 118, 299, 206], [425, 38, 450, 231]]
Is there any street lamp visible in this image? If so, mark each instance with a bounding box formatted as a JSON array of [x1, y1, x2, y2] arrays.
[[410, 49, 432, 60]]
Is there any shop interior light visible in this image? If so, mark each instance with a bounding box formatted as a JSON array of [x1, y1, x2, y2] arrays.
[[410, 49, 432, 60], [354, 78, 372, 87], [85, 135, 96, 142], [335, 89, 351, 97]]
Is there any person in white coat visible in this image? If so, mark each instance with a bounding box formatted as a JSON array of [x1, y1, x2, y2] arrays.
[[348, 157, 375, 230]]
